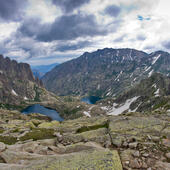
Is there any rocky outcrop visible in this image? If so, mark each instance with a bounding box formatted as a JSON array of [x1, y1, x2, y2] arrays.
[[98, 73, 170, 114], [42, 48, 170, 97], [0, 109, 169, 169], [0, 54, 44, 105]]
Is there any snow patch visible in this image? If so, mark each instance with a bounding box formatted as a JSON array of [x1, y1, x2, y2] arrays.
[[145, 66, 151, 72], [129, 49, 132, 60], [148, 70, 154, 77], [11, 89, 18, 96], [115, 71, 123, 81], [152, 84, 157, 88], [113, 103, 118, 107], [101, 106, 108, 111], [107, 96, 139, 116], [121, 56, 125, 62], [106, 91, 112, 96], [152, 54, 161, 65], [83, 111, 91, 117], [133, 77, 137, 82], [154, 89, 160, 97], [130, 73, 133, 78], [24, 96, 28, 100], [0, 70, 3, 74], [116, 50, 119, 57]]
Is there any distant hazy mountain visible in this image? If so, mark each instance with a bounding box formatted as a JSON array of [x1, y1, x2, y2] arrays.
[[31, 63, 59, 78], [42, 48, 170, 97]]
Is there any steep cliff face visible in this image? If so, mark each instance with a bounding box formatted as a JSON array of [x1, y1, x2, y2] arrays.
[[42, 48, 170, 97], [0, 55, 43, 105]]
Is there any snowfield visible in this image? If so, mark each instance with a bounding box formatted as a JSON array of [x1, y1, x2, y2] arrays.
[[107, 96, 139, 115]]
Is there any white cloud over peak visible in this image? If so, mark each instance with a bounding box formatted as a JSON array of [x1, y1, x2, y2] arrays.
[[0, 0, 170, 65]]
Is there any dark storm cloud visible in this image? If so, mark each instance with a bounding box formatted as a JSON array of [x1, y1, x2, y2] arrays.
[[0, 0, 27, 21], [104, 5, 121, 17], [162, 41, 170, 50], [19, 18, 49, 37], [52, 0, 90, 13], [137, 34, 146, 41], [19, 13, 107, 42], [56, 40, 92, 52]]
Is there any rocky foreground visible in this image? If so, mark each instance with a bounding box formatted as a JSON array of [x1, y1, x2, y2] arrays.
[[0, 109, 170, 170]]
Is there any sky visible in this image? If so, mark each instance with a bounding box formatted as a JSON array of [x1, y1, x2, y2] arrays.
[[0, 0, 170, 65]]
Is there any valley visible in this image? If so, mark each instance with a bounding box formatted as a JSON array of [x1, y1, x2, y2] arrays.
[[0, 49, 169, 170], [1, 0, 170, 169]]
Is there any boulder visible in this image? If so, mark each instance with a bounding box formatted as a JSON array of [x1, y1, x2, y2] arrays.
[[129, 142, 138, 149], [25, 149, 123, 170], [129, 158, 141, 169], [165, 152, 170, 159], [38, 121, 60, 129]]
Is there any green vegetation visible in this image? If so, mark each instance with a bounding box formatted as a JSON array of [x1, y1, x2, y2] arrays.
[[0, 129, 4, 134], [76, 122, 109, 133], [0, 135, 17, 145], [62, 96, 78, 102], [34, 85, 41, 102], [164, 104, 170, 110], [153, 99, 168, 110], [20, 128, 55, 141], [11, 128, 20, 133], [62, 107, 81, 115], [0, 103, 25, 111]]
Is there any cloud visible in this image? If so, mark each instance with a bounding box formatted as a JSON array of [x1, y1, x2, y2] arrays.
[[19, 18, 48, 37], [0, 0, 28, 21], [162, 41, 170, 50], [144, 45, 155, 50], [104, 5, 121, 17], [1, 0, 170, 66], [56, 40, 92, 52], [19, 13, 107, 42], [113, 34, 126, 42], [52, 0, 90, 13], [137, 34, 146, 41]]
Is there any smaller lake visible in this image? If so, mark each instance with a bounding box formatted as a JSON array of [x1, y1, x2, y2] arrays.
[[81, 96, 101, 104], [21, 104, 64, 121]]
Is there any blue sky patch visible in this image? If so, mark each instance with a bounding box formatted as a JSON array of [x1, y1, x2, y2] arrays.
[[138, 15, 151, 21], [137, 15, 143, 21]]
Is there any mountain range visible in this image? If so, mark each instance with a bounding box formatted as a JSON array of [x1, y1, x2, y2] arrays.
[[31, 63, 59, 78], [0, 49, 170, 170], [42, 48, 170, 97]]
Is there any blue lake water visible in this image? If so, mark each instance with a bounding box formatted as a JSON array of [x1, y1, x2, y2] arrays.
[[21, 104, 64, 121], [81, 96, 101, 104]]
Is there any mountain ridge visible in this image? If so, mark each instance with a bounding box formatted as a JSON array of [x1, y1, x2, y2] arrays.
[[98, 73, 170, 115], [0, 54, 44, 105], [31, 63, 59, 78], [42, 48, 170, 97]]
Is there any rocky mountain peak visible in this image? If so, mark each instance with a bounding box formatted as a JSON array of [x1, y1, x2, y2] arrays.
[[42, 48, 170, 97], [0, 54, 43, 104]]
